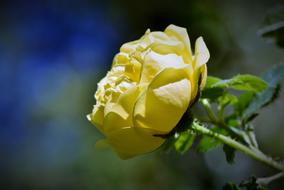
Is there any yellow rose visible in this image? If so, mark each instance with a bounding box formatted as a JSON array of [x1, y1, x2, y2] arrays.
[[87, 24, 209, 159]]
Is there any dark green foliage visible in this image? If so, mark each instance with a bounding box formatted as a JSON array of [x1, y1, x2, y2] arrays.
[[211, 75, 267, 93], [258, 6, 284, 48], [167, 64, 283, 189], [202, 75, 267, 108], [223, 144, 236, 164], [196, 135, 221, 152], [201, 87, 225, 101], [234, 92, 254, 116], [205, 76, 222, 88], [262, 63, 284, 85], [243, 64, 284, 120], [196, 126, 227, 153], [240, 176, 266, 190], [218, 94, 238, 107], [174, 131, 196, 154], [223, 182, 240, 190], [196, 64, 283, 187]]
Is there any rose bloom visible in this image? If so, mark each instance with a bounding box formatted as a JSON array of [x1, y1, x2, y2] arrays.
[[87, 25, 209, 159]]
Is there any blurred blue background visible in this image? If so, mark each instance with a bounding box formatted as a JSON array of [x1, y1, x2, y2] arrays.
[[1, 0, 283, 189]]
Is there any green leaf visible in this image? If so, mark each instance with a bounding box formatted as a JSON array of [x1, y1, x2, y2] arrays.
[[201, 76, 224, 101], [222, 182, 240, 190], [174, 131, 196, 154], [196, 126, 226, 153], [225, 114, 239, 127], [242, 87, 279, 120], [212, 75, 268, 93], [218, 94, 238, 107], [196, 135, 221, 153], [202, 89, 237, 108], [202, 75, 267, 106], [243, 64, 284, 120], [258, 6, 284, 48], [223, 144, 236, 164], [262, 63, 284, 87], [205, 76, 221, 88], [201, 87, 225, 101], [234, 92, 254, 116]]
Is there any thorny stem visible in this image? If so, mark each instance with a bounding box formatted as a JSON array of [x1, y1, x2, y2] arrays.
[[197, 99, 284, 173], [257, 172, 284, 186], [191, 122, 284, 171], [201, 99, 246, 142]]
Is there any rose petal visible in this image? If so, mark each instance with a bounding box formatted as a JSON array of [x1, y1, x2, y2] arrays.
[[194, 37, 210, 68], [165, 24, 193, 61], [103, 85, 140, 133], [107, 127, 165, 159], [134, 68, 191, 134], [117, 85, 140, 113], [140, 51, 189, 84], [103, 102, 130, 133], [87, 105, 105, 133], [200, 63, 207, 89]]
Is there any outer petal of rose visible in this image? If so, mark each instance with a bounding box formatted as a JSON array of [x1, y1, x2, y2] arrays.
[[87, 105, 105, 133], [188, 63, 208, 104], [106, 126, 165, 159], [120, 40, 141, 53], [103, 102, 130, 133], [145, 31, 184, 54], [112, 52, 130, 66], [148, 40, 192, 69], [165, 24, 192, 61], [194, 37, 210, 68], [188, 66, 203, 106], [187, 63, 207, 106], [117, 85, 140, 113], [103, 86, 139, 133], [134, 68, 191, 134], [120, 30, 151, 53], [147, 31, 171, 42], [200, 63, 207, 89], [149, 40, 184, 55], [140, 51, 189, 84], [188, 37, 209, 100]]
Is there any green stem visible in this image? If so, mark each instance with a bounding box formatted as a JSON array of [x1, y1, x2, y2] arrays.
[[201, 99, 218, 122], [201, 99, 247, 143], [257, 172, 284, 186], [191, 123, 284, 171]]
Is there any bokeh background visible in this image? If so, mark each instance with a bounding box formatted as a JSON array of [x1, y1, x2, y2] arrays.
[[1, 0, 284, 189]]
